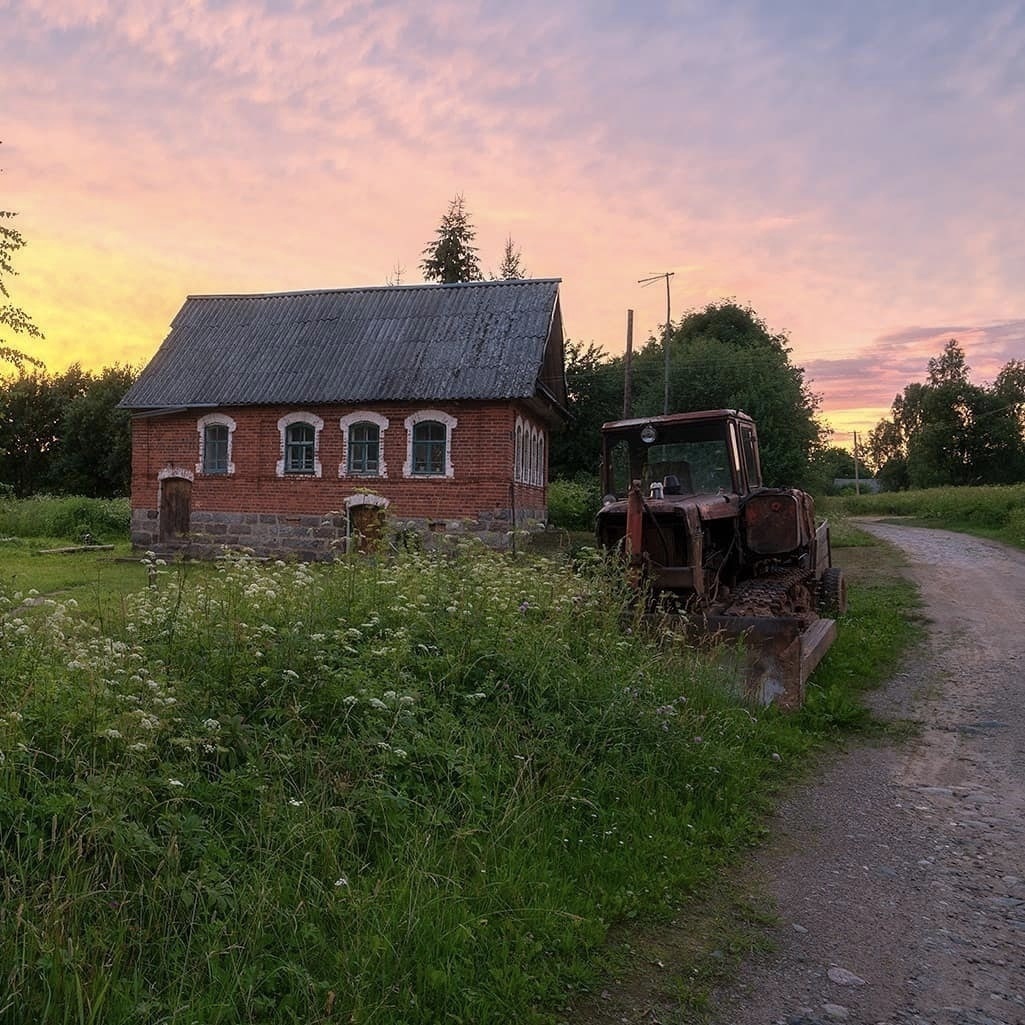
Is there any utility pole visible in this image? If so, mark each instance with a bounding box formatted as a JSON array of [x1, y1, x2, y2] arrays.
[[639, 272, 674, 414], [623, 309, 634, 418], [853, 431, 861, 496]]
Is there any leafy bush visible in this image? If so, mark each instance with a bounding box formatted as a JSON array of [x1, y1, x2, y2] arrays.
[[547, 476, 601, 531]]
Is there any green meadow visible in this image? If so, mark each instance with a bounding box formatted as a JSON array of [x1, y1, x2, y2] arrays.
[[0, 498, 916, 1024]]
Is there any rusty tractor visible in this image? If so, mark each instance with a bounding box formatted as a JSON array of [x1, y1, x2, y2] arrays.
[[595, 409, 846, 708]]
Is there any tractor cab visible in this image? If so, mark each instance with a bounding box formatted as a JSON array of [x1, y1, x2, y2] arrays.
[[600, 409, 762, 503]]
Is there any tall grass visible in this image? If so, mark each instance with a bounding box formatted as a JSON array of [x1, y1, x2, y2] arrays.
[[0, 544, 903, 1024], [0, 494, 130, 542], [827, 483, 1025, 548]]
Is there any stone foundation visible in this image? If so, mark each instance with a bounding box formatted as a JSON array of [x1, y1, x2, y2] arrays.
[[131, 506, 546, 560]]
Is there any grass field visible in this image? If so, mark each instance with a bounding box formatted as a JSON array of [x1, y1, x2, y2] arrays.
[[825, 482, 1025, 550], [0, 500, 919, 1024]]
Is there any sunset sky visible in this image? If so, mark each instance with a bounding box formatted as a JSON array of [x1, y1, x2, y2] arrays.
[[3, 0, 1023, 442]]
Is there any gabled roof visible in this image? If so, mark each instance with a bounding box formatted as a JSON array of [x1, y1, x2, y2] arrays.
[[121, 278, 566, 411]]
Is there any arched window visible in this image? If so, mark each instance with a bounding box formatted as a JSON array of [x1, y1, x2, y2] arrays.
[[276, 412, 324, 477], [537, 434, 545, 487], [349, 422, 379, 473], [286, 422, 315, 473], [204, 424, 229, 473], [412, 421, 446, 475], [403, 410, 457, 478], [196, 413, 236, 476], [515, 421, 524, 482], [340, 411, 389, 478]]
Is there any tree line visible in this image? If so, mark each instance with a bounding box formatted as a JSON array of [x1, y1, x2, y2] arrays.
[[21, 188, 1019, 501], [0, 364, 137, 497], [866, 339, 1025, 490]]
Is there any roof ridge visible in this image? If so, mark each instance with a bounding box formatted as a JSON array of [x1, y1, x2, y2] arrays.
[[186, 279, 562, 302]]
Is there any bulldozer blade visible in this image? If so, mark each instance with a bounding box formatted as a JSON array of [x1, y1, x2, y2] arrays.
[[707, 616, 837, 710]]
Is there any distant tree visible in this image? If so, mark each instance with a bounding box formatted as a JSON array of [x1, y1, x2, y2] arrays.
[[867, 339, 1025, 489], [420, 194, 483, 284], [0, 366, 87, 495], [51, 364, 138, 497], [0, 209, 44, 370], [994, 359, 1025, 427], [630, 301, 823, 486], [494, 235, 526, 279], [806, 444, 859, 493], [0, 364, 137, 496], [549, 339, 624, 480], [866, 417, 909, 491]]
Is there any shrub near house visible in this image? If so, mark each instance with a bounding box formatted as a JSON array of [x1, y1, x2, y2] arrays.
[[120, 280, 568, 557]]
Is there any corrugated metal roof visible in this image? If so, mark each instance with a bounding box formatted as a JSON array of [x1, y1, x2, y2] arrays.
[[121, 279, 563, 409]]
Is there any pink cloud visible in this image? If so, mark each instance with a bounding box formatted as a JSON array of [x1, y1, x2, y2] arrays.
[[3, 0, 1023, 440]]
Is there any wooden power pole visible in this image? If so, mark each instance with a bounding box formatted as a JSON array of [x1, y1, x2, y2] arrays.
[[623, 309, 634, 418]]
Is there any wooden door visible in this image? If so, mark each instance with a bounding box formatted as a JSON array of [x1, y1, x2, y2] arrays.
[[159, 477, 192, 542]]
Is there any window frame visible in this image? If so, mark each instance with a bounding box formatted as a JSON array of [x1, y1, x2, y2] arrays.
[[403, 409, 457, 479], [276, 412, 324, 478], [196, 413, 237, 476], [339, 411, 389, 478], [514, 414, 546, 487]]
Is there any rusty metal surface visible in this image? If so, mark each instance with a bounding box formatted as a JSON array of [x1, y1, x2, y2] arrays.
[[721, 566, 815, 619]]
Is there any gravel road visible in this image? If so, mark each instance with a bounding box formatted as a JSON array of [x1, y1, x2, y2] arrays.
[[712, 522, 1025, 1025]]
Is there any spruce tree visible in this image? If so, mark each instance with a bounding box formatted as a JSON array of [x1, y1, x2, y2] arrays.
[[420, 195, 483, 284], [496, 235, 526, 279]]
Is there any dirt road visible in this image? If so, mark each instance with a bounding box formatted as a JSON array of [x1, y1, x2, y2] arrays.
[[713, 522, 1025, 1025]]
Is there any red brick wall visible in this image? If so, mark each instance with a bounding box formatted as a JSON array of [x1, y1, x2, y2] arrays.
[[130, 400, 549, 523]]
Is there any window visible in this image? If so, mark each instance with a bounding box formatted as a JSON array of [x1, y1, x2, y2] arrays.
[[740, 426, 762, 488], [286, 422, 315, 473], [339, 411, 389, 478], [349, 422, 379, 473], [514, 415, 546, 487], [276, 412, 324, 477], [412, 421, 446, 475], [196, 413, 236, 476], [204, 424, 229, 473], [403, 409, 457, 478]]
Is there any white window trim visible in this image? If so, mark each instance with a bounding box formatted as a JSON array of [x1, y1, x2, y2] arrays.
[[339, 411, 389, 478], [196, 413, 237, 476], [276, 412, 324, 478], [514, 415, 546, 487], [403, 409, 457, 479]]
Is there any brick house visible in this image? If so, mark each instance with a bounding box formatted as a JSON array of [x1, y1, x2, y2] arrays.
[[120, 278, 568, 557]]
